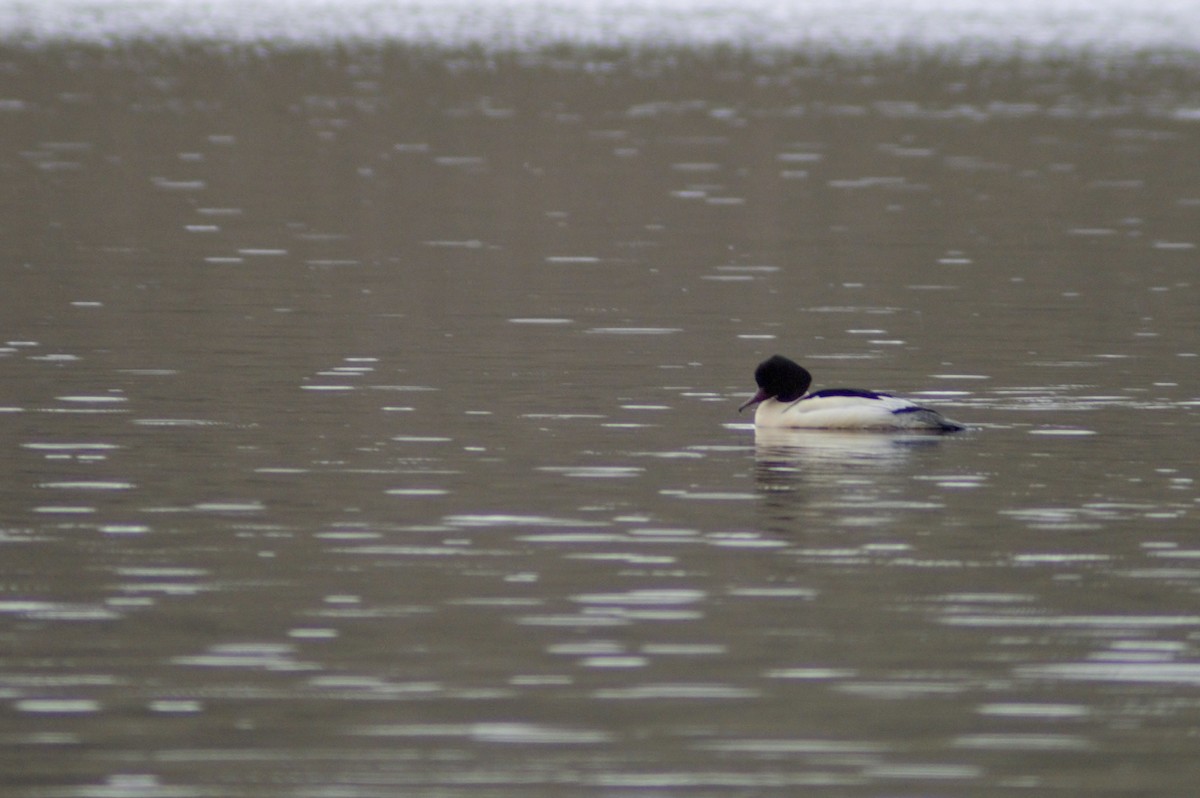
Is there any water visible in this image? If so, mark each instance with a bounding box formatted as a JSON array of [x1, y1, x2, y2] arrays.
[[2, 2, 1200, 795]]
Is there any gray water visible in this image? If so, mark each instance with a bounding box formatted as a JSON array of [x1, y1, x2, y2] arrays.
[[2, 9, 1200, 797]]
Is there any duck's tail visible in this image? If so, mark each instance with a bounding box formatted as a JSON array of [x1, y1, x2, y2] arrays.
[[896, 408, 966, 433]]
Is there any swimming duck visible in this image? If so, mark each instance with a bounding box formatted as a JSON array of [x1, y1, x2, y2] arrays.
[[739, 355, 965, 431]]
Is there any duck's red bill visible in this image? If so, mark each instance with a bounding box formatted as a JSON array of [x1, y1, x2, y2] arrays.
[[738, 390, 768, 413]]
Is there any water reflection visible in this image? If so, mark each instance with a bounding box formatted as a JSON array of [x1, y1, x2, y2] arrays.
[[5, 0, 1200, 57], [2, 14, 1200, 798], [754, 427, 946, 469], [751, 428, 955, 533]]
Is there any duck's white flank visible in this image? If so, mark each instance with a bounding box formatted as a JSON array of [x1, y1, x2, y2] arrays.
[[752, 394, 959, 431]]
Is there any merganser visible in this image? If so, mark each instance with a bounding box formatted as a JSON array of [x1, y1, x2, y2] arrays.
[[739, 355, 965, 432]]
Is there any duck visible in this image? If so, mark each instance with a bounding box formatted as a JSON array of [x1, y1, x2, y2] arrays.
[[738, 355, 965, 432]]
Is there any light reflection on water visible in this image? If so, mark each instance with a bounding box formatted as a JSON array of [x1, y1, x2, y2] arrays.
[[2, 17, 1200, 798], [5, 0, 1200, 57]]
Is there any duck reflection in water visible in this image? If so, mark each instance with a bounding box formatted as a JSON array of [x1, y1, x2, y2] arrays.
[[752, 428, 951, 533]]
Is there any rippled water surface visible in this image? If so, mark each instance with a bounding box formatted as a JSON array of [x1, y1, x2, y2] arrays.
[[2, 3, 1200, 796]]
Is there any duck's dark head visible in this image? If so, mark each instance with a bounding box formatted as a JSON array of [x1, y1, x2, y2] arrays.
[[738, 355, 813, 412]]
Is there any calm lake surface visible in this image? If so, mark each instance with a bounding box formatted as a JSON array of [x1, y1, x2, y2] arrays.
[[2, 2, 1199, 795]]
